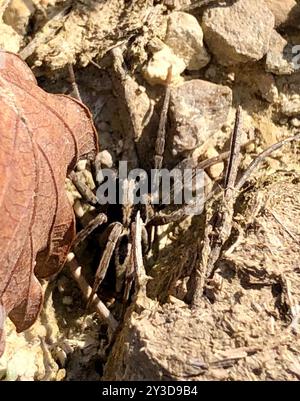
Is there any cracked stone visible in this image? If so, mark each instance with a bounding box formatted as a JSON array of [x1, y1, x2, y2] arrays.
[[169, 79, 232, 155]]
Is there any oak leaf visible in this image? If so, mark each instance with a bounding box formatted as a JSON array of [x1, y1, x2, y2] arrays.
[[0, 51, 98, 355]]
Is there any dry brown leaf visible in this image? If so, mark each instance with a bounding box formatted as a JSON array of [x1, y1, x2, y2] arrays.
[[0, 51, 98, 355]]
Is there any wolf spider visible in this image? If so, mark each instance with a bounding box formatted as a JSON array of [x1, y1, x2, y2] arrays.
[[67, 60, 228, 325]]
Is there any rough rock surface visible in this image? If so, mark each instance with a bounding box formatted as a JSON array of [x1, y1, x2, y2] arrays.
[[169, 79, 232, 155], [277, 72, 300, 116], [265, 30, 295, 75], [264, 0, 300, 28], [3, 0, 35, 35], [164, 11, 210, 71], [202, 0, 275, 66], [0, 22, 21, 52]]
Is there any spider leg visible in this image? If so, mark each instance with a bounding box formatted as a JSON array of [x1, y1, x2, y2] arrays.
[[67, 63, 82, 102], [86, 222, 123, 311], [154, 66, 172, 171], [147, 190, 215, 227], [125, 211, 148, 302], [141, 225, 149, 253], [114, 230, 132, 294], [67, 252, 118, 331], [69, 170, 98, 206], [149, 107, 245, 227], [72, 213, 107, 250]]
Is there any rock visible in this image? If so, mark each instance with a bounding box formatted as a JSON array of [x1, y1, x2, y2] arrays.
[[76, 159, 88, 171], [264, 0, 300, 28], [202, 0, 275, 66], [169, 80, 232, 155], [254, 70, 279, 103], [291, 118, 300, 128], [276, 71, 300, 117], [96, 150, 113, 169], [143, 45, 186, 85], [3, 0, 35, 35], [164, 11, 210, 71], [280, 95, 300, 117], [204, 146, 224, 179], [0, 22, 21, 53], [265, 30, 295, 75]]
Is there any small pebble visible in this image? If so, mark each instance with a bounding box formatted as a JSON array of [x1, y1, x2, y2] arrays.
[[227, 72, 235, 82], [291, 118, 300, 128], [204, 146, 224, 179], [143, 45, 186, 85], [96, 150, 113, 168], [76, 159, 87, 171], [56, 369, 66, 381]]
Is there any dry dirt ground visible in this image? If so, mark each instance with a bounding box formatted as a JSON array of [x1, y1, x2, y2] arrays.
[[0, 0, 300, 381]]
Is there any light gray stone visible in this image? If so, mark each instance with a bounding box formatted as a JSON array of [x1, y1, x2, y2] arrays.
[[164, 11, 210, 71], [202, 0, 275, 66], [169, 79, 232, 154], [266, 31, 295, 76]]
